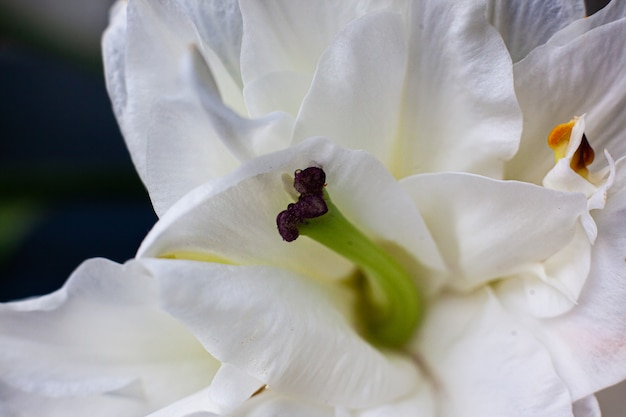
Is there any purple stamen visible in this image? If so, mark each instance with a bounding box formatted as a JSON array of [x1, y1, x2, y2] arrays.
[[277, 167, 328, 241]]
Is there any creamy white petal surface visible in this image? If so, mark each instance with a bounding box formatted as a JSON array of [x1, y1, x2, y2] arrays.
[[104, 0, 523, 215], [487, 0, 586, 62], [103, 0, 243, 216], [393, 0, 521, 179], [499, 160, 626, 401], [401, 172, 587, 291], [417, 290, 575, 417], [0, 258, 218, 416]]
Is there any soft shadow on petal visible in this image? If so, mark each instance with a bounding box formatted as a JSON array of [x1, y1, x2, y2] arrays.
[[293, 11, 406, 166], [238, 0, 405, 86], [547, 0, 626, 47], [176, 0, 244, 88], [356, 384, 435, 417], [418, 289, 574, 417], [104, 0, 245, 216], [401, 172, 587, 291], [0, 379, 147, 417], [141, 258, 421, 409], [143, 387, 218, 417], [0, 258, 217, 416], [573, 395, 601, 417], [226, 391, 333, 417], [396, 0, 521, 179], [487, 0, 586, 62], [506, 16, 626, 184], [183, 46, 294, 162]]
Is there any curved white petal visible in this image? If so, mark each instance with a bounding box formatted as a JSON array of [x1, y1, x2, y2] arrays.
[[506, 16, 626, 184], [244, 71, 311, 118], [183, 46, 294, 162], [356, 384, 435, 417], [487, 0, 586, 62], [238, 0, 406, 86], [519, 223, 592, 317], [176, 0, 244, 88], [396, 0, 521, 179], [548, 0, 626, 47], [573, 395, 601, 417], [207, 364, 264, 415], [103, 0, 242, 216], [102, 0, 128, 134], [0, 380, 148, 417], [293, 11, 406, 167], [418, 289, 574, 417], [138, 137, 445, 286], [140, 258, 421, 409], [227, 391, 333, 417], [145, 387, 216, 417], [401, 172, 587, 291], [523, 160, 626, 400], [0, 258, 217, 415]]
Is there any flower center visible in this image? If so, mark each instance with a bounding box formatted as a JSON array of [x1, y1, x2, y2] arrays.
[[276, 167, 423, 348], [548, 118, 595, 178]]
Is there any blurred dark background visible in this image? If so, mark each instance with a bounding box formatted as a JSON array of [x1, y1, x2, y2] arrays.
[[0, 0, 157, 301], [0, 0, 623, 415]]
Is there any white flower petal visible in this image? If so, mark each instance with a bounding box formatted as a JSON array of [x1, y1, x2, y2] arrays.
[[573, 395, 601, 417], [183, 45, 294, 162], [207, 364, 264, 414], [228, 392, 333, 417], [356, 384, 435, 417], [487, 0, 586, 62], [509, 160, 626, 400], [519, 223, 592, 317], [0, 258, 217, 414], [176, 0, 244, 88], [103, 0, 241, 216], [507, 16, 626, 184], [138, 137, 444, 285], [548, 0, 626, 47], [102, 0, 128, 135], [418, 289, 574, 417], [238, 0, 405, 86], [145, 387, 216, 417], [396, 0, 521, 179], [401, 172, 587, 291], [244, 71, 312, 118], [141, 259, 421, 409], [293, 11, 406, 167], [0, 380, 148, 417]]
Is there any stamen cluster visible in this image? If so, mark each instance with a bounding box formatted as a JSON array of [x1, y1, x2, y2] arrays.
[[277, 167, 328, 242]]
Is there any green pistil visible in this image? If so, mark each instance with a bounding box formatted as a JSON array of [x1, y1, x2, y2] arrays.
[[276, 167, 423, 348]]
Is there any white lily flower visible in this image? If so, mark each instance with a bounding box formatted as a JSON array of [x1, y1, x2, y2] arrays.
[[102, 0, 523, 216], [3, 1, 626, 417]]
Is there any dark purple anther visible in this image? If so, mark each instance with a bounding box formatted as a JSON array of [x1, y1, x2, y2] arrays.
[[276, 210, 300, 242], [293, 167, 326, 196], [277, 167, 329, 242]]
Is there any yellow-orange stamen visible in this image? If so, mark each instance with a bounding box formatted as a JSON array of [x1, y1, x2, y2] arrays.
[[547, 119, 595, 178]]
